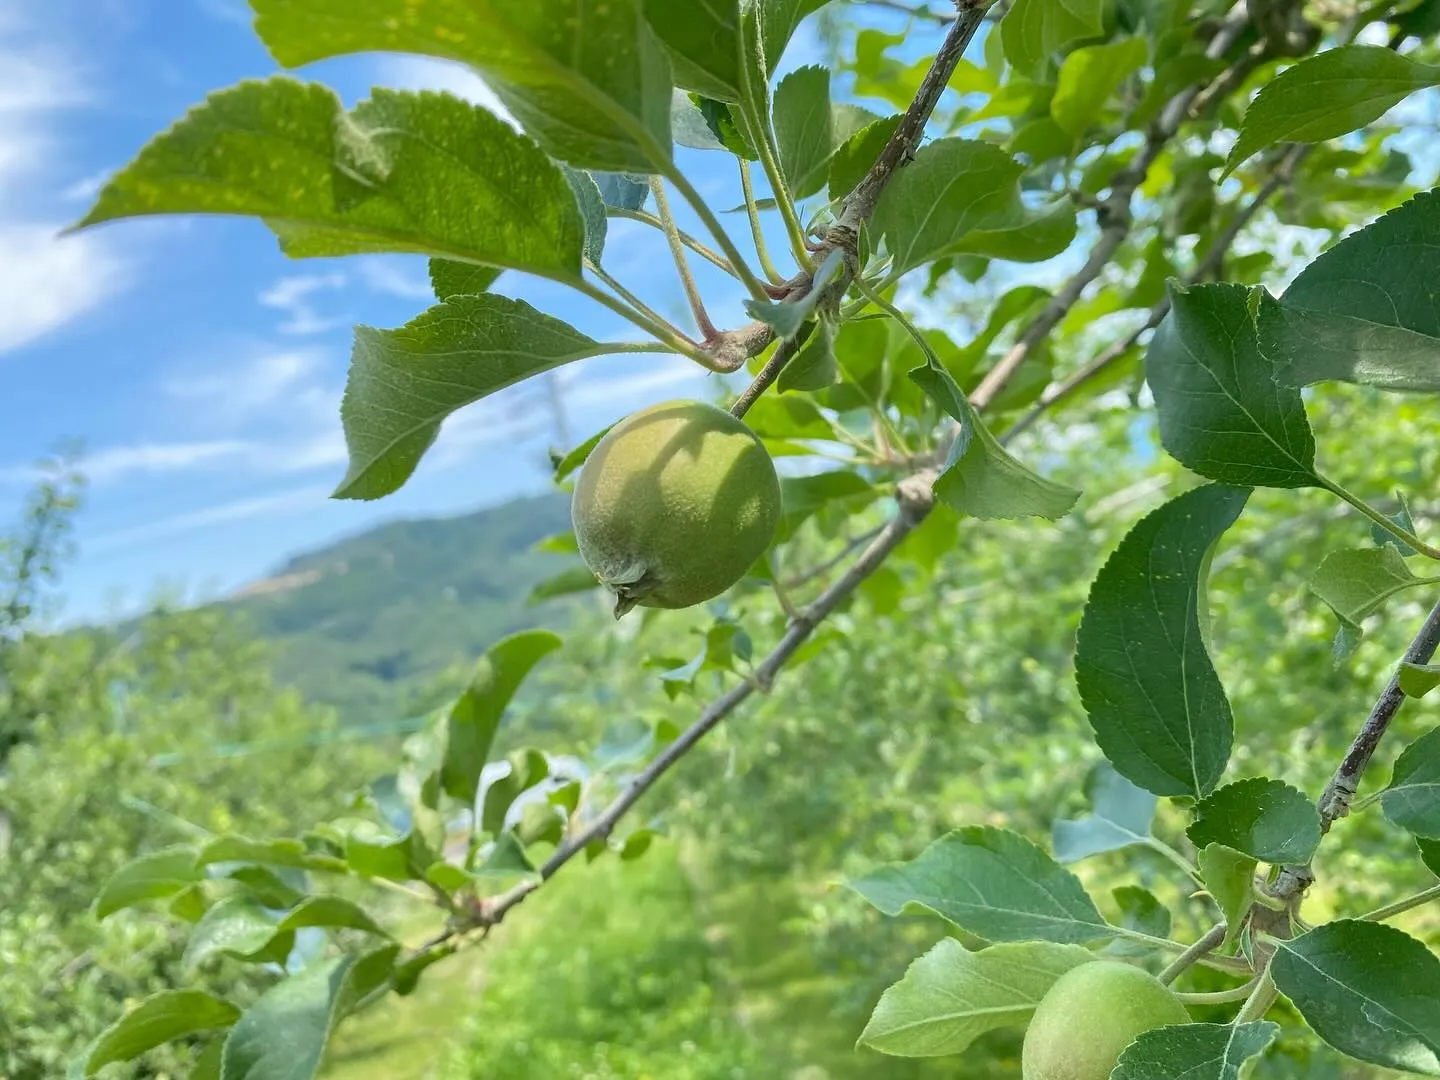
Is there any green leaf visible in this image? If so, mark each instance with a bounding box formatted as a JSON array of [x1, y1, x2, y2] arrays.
[[564, 167, 608, 264], [847, 826, 1116, 944], [77, 80, 586, 282], [335, 296, 611, 500], [95, 847, 201, 920], [528, 565, 601, 604], [1402, 663, 1440, 699], [744, 248, 844, 340], [754, 0, 831, 79], [1310, 547, 1439, 629], [477, 830, 538, 878], [594, 172, 650, 211], [779, 316, 838, 391], [1418, 835, 1440, 876], [481, 748, 551, 834], [1196, 843, 1256, 949], [1186, 777, 1321, 863], [182, 898, 291, 972], [1271, 920, 1440, 1073], [1133, 53, 1227, 128], [1255, 190, 1440, 392], [1075, 484, 1249, 798], [1225, 46, 1440, 174], [192, 1038, 226, 1080], [1052, 762, 1157, 863], [1002, 0, 1107, 76], [1113, 1021, 1279, 1079], [83, 991, 240, 1076], [1110, 886, 1172, 951], [909, 361, 1080, 521], [196, 836, 345, 873], [221, 944, 400, 1080], [428, 260, 500, 301], [1146, 283, 1318, 489], [870, 138, 1025, 275], [859, 939, 1094, 1057], [829, 114, 900, 202], [441, 630, 563, 804], [773, 66, 833, 199], [250, 0, 673, 171], [1052, 37, 1148, 137], [644, 0, 741, 101], [946, 200, 1077, 264], [1382, 727, 1440, 838], [275, 896, 388, 937], [553, 426, 611, 482], [342, 824, 434, 883]]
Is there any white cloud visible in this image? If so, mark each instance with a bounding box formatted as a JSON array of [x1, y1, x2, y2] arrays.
[[258, 272, 348, 336], [0, 223, 128, 354], [0, 33, 131, 356], [163, 346, 333, 420], [86, 484, 332, 553], [357, 257, 433, 301]]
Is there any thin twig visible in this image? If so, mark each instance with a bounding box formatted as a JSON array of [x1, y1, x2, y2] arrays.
[[1273, 599, 1440, 900], [731, 333, 808, 418], [478, 478, 938, 928], [1158, 923, 1229, 984], [969, 5, 1255, 411], [784, 525, 888, 590]]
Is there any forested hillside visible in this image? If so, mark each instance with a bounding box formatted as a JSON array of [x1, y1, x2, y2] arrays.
[[223, 493, 580, 719]]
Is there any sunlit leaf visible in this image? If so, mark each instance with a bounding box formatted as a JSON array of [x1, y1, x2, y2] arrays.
[[1052, 37, 1148, 136], [82, 991, 240, 1077], [220, 944, 400, 1080], [77, 81, 586, 283], [848, 826, 1116, 944], [336, 296, 615, 500], [1002, 0, 1106, 76], [859, 939, 1094, 1056], [910, 361, 1080, 521], [1310, 547, 1439, 630], [250, 0, 674, 171], [1225, 46, 1440, 174], [94, 847, 201, 920], [441, 631, 563, 804]]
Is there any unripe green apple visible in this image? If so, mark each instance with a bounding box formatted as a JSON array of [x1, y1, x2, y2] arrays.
[[572, 400, 781, 618], [1022, 961, 1189, 1080]]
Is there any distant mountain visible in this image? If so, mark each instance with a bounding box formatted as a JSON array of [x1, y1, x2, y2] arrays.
[[228, 493, 583, 720]]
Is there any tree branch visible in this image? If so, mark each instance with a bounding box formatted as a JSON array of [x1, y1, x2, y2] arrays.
[[1273, 599, 1440, 900], [432, 0, 1300, 949], [1000, 143, 1308, 443], [477, 476, 937, 928]]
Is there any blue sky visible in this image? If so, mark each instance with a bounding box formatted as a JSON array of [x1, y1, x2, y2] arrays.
[[0, 0, 881, 622]]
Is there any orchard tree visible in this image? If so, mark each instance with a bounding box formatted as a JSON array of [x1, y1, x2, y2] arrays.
[[67, 0, 1440, 1076]]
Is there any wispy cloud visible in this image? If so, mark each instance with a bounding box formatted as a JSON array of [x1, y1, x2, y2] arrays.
[[86, 484, 333, 553], [258, 273, 348, 336], [357, 257, 433, 302], [0, 29, 131, 356], [0, 223, 128, 354], [163, 346, 333, 421]]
